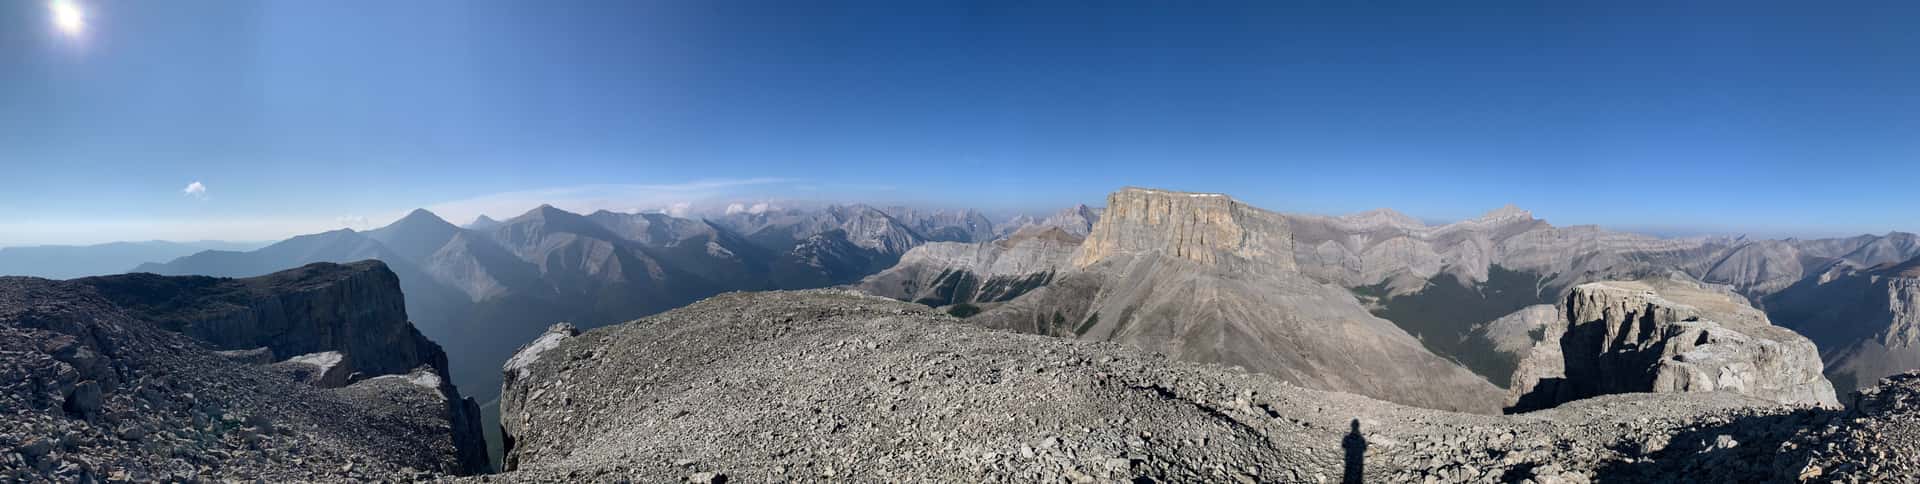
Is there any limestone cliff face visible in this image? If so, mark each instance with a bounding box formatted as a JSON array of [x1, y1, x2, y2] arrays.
[[1511, 277, 1836, 412], [979, 188, 1505, 414], [1071, 187, 1295, 273], [83, 261, 446, 382]]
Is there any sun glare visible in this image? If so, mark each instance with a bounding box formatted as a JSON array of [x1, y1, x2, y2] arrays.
[[51, 0, 85, 37]]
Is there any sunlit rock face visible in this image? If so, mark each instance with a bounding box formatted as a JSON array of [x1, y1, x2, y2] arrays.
[[1511, 275, 1838, 412], [1071, 187, 1296, 274], [977, 187, 1507, 415]]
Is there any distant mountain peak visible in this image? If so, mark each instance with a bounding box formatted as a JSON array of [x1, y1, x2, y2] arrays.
[[466, 215, 502, 230], [1477, 204, 1533, 221], [393, 208, 453, 227], [515, 204, 580, 221], [1341, 208, 1426, 228]]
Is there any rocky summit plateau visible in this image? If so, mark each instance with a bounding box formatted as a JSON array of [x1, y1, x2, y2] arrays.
[[7, 186, 1920, 483]]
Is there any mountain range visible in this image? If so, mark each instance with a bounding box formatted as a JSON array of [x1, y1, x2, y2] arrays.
[[856, 187, 1920, 414], [131, 202, 1032, 463], [0, 240, 266, 280], [12, 185, 1920, 481]]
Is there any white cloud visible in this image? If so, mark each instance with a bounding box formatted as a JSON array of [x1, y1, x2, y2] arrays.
[[182, 181, 207, 200], [663, 202, 693, 217], [723, 201, 777, 215], [335, 215, 372, 229]]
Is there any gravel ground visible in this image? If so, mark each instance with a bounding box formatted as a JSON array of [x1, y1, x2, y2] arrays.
[[10, 280, 1914, 483], [484, 289, 1917, 483], [0, 277, 470, 482]]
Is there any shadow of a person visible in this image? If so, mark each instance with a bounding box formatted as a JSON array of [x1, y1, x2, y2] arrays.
[[1343, 418, 1367, 484]]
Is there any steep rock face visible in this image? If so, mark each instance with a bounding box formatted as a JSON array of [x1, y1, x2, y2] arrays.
[[855, 227, 1080, 307], [1072, 187, 1294, 274], [490, 289, 1919, 483], [0, 277, 482, 480], [71, 262, 489, 474], [1511, 277, 1836, 412], [80, 261, 447, 382], [1766, 257, 1920, 393], [1463, 304, 1560, 385], [978, 188, 1504, 414]]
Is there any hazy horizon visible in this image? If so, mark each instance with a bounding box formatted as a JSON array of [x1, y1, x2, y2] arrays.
[[5, 1, 1916, 246]]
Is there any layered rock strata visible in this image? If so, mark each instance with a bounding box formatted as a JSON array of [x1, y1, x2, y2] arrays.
[[1511, 276, 1837, 412]]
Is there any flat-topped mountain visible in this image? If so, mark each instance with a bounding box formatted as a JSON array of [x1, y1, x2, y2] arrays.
[[972, 188, 1508, 414], [855, 186, 1920, 415], [1071, 187, 1297, 272]]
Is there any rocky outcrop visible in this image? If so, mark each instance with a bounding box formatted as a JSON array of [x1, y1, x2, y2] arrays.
[[69, 261, 489, 474], [854, 226, 1081, 308], [1511, 276, 1837, 412], [1463, 304, 1560, 383], [977, 188, 1505, 414], [79, 261, 449, 382], [499, 323, 578, 472], [0, 276, 483, 480], [489, 289, 1919, 483]]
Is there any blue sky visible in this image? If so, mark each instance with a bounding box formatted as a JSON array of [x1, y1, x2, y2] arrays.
[[1, 1, 1916, 245]]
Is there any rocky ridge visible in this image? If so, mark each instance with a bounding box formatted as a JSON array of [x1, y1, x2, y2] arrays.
[[1766, 256, 1920, 393], [854, 226, 1081, 309], [0, 275, 482, 481], [487, 290, 1919, 483], [77, 261, 450, 386], [996, 204, 1103, 238]]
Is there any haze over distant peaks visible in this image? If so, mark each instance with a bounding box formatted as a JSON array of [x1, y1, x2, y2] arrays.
[[465, 215, 502, 230]]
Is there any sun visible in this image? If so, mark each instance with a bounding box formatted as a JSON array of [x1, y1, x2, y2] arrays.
[[50, 0, 85, 37]]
